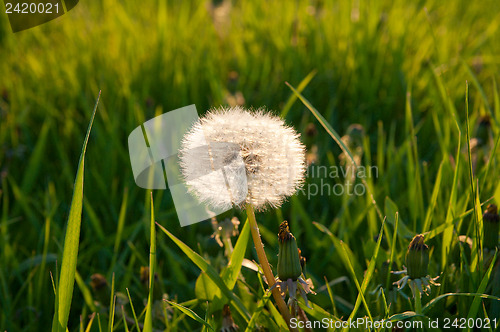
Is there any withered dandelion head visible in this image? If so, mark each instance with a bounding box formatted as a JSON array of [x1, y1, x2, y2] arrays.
[[180, 106, 305, 211]]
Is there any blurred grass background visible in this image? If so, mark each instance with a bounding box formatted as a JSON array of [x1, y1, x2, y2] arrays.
[[1, 0, 500, 330]]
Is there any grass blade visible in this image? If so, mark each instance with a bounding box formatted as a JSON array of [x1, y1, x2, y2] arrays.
[[51, 91, 100, 332], [323, 276, 338, 318], [143, 192, 156, 332], [121, 306, 130, 332], [340, 240, 373, 329], [165, 300, 214, 331], [465, 82, 483, 275], [344, 219, 385, 330], [441, 111, 462, 267], [384, 197, 414, 239], [423, 292, 500, 314], [422, 161, 444, 233], [281, 70, 317, 118], [109, 295, 117, 332], [387, 311, 423, 322], [74, 271, 97, 312], [245, 290, 272, 332], [221, 217, 250, 289], [84, 313, 96, 332], [108, 272, 116, 332], [467, 250, 498, 319], [126, 288, 141, 332], [156, 222, 250, 322], [386, 212, 399, 291]]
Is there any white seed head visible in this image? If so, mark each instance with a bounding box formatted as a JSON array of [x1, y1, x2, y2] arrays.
[[179, 106, 305, 211]]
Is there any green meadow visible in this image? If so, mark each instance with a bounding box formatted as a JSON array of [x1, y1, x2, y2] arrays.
[[1, 0, 500, 331]]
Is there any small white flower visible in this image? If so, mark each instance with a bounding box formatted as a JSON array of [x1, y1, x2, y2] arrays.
[[180, 106, 305, 211]]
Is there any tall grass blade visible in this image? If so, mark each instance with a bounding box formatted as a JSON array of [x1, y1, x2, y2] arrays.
[[84, 313, 95, 332], [221, 217, 250, 289], [465, 82, 483, 274], [143, 192, 156, 332], [126, 288, 141, 332], [423, 292, 500, 314], [340, 240, 373, 329], [165, 300, 214, 331], [344, 219, 385, 330], [281, 70, 316, 118], [245, 290, 272, 332], [108, 272, 116, 332], [51, 91, 100, 332], [422, 161, 444, 233], [467, 251, 498, 319]]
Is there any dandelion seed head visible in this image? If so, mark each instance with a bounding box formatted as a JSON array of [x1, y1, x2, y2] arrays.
[[179, 106, 306, 211]]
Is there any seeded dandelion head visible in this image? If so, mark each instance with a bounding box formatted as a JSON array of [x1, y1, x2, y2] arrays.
[[179, 106, 306, 211]]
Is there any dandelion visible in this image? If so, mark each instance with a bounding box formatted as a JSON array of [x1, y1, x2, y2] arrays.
[[179, 106, 305, 211], [271, 221, 315, 315], [393, 234, 440, 313], [180, 106, 305, 331]]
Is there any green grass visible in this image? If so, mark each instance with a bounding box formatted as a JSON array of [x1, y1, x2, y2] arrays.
[[1, 0, 500, 331]]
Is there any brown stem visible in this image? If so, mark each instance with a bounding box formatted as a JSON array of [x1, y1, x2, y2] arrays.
[[297, 306, 313, 332], [246, 204, 298, 332]]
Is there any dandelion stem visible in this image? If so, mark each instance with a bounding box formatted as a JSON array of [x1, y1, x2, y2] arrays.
[[246, 204, 298, 332], [414, 286, 422, 315]]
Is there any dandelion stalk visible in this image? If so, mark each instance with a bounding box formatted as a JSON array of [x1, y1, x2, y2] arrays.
[[414, 286, 422, 314], [246, 204, 298, 332]]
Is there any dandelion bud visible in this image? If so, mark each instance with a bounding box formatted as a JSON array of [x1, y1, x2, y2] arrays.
[[277, 221, 302, 281], [405, 234, 429, 279], [483, 204, 499, 250]]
